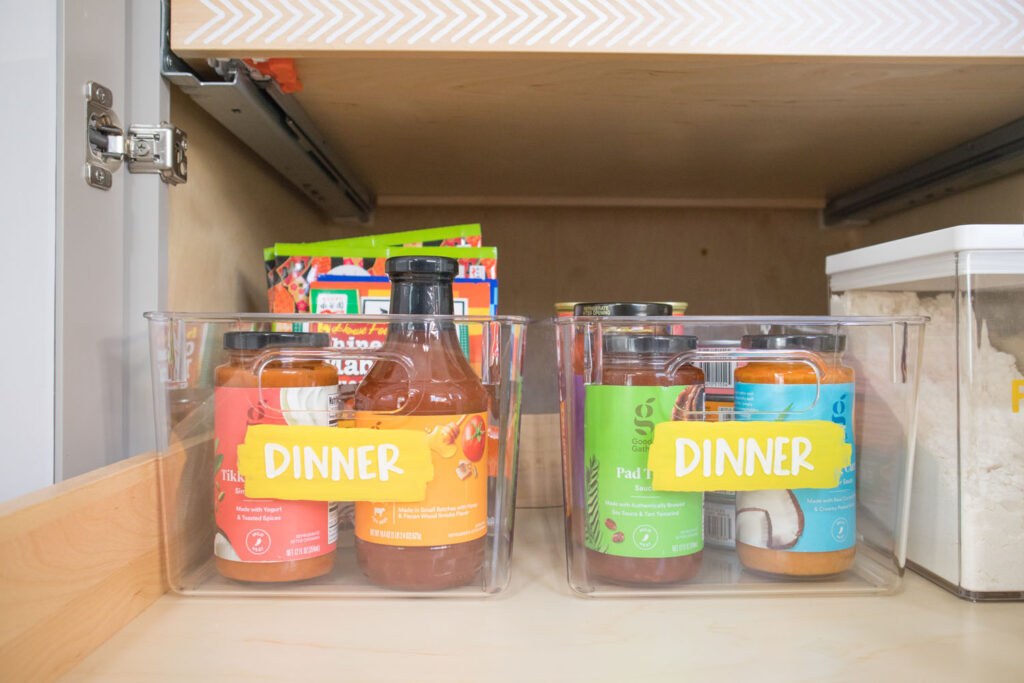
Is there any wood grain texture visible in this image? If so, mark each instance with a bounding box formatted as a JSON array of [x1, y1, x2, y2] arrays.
[[62, 510, 1024, 682], [167, 87, 347, 312], [160, 428, 217, 593], [276, 56, 1024, 202], [516, 413, 562, 509], [0, 453, 165, 682]]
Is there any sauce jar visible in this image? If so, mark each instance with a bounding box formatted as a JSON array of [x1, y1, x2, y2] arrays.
[[566, 303, 674, 565], [585, 334, 706, 584], [734, 334, 856, 577], [354, 256, 490, 590], [213, 331, 339, 583]]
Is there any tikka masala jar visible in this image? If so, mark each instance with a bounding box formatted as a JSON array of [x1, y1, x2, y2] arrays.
[[585, 334, 706, 584], [213, 331, 339, 583], [734, 334, 856, 577], [354, 256, 490, 590]]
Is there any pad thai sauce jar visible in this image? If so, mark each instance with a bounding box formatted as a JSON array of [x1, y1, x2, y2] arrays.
[[585, 334, 705, 584], [734, 334, 856, 577], [567, 303, 673, 560], [214, 331, 339, 583]]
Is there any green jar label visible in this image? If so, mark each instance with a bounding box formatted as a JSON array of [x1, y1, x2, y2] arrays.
[[584, 385, 703, 558]]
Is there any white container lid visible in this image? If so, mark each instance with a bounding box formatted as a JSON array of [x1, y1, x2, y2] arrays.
[[827, 224, 1024, 291]]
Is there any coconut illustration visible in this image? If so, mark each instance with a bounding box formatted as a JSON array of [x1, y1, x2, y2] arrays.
[[214, 530, 241, 561], [735, 490, 805, 549]]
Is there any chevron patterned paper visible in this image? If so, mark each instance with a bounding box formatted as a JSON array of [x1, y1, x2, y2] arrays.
[[172, 0, 1024, 55]]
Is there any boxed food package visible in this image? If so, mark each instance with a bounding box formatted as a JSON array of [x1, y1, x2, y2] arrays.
[[266, 225, 497, 389], [263, 223, 483, 311], [828, 225, 1024, 601], [269, 244, 496, 314], [309, 276, 497, 388]]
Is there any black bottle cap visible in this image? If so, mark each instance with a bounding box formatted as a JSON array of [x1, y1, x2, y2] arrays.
[[223, 331, 329, 350], [385, 255, 459, 277], [573, 302, 672, 317], [741, 334, 847, 352], [604, 334, 698, 354]]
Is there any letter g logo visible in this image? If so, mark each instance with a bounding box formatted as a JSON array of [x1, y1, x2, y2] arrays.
[[634, 397, 656, 437]]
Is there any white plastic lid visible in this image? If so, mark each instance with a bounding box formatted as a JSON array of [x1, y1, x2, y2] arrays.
[[826, 225, 1024, 291]]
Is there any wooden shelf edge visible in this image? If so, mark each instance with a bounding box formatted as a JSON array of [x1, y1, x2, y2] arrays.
[[0, 452, 167, 682], [377, 195, 827, 209], [170, 0, 1024, 60]]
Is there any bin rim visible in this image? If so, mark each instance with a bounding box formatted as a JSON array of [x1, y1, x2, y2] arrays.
[[552, 314, 928, 326], [144, 311, 530, 325]]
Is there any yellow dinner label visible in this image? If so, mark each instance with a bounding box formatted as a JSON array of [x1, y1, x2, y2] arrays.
[[647, 420, 852, 492], [236, 425, 434, 502]]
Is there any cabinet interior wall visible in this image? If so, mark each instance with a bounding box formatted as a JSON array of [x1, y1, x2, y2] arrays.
[[167, 88, 1024, 506]]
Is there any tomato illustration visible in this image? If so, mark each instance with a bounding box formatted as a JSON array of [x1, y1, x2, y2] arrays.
[[461, 415, 486, 462]]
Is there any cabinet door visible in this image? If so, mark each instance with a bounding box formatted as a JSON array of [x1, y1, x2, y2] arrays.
[[0, 2, 57, 501], [57, 0, 167, 479]]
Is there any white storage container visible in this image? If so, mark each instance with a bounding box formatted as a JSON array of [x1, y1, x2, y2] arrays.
[[827, 225, 1024, 601]]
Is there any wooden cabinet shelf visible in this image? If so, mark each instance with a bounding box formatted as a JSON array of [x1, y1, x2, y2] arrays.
[[169, 0, 1024, 205]]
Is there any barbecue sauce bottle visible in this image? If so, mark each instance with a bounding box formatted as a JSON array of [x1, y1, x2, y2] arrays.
[[353, 256, 489, 590]]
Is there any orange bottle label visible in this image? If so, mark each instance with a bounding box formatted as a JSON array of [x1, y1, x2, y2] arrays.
[[355, 412, 488, 547]]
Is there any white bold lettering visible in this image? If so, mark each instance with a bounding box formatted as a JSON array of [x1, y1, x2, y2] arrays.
[[790, 437, 814, 474], [773, 437, 790, 476], [357, 444, 376, 480], [378, 444, 403, 481], [675, 438, 701, 477], [305, 445, 329, 480], [265, 443, 289, 479], [715, 438, 743, 477], [331, 446, 355, 481]]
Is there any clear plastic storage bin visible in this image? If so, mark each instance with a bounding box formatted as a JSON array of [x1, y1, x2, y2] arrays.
[[555, 315, 925, 597], [146, 312, 526, 597], [828, 225, 1024, 601]]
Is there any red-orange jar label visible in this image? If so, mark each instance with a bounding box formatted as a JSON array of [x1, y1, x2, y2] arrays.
[[214, 386, 338, 563]]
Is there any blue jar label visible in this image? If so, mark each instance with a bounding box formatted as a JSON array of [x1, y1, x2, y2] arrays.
[[734, 382, 855, 552]]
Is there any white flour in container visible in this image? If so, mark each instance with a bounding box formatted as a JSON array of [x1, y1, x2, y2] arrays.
[[835, 291, 1024, 593]]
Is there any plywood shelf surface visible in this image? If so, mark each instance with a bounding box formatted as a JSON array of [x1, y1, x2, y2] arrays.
[[169, 1, 1024, 206], [63, 508, 1024, 681]]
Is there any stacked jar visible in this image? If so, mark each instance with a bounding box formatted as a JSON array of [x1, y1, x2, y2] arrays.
[[584, 333, 706, 584]]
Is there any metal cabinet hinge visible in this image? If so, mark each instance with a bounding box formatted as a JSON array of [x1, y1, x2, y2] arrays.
[[85, 81, 187, 190]]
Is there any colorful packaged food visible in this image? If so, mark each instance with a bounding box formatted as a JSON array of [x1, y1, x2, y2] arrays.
[[213, 331, 340, 583], [734, 334, 856, 577], [264, 223, 483, 310], [564, 302, 673, 559], [556, 314, 924, 597], [269, 245, 496, 315], [353, 256, 491, 590], [584, 334, 705, 584]]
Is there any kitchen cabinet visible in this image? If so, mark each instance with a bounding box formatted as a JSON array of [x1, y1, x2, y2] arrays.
[[4, 1, 1024, 679], [48, 0, 1024, 480], [161, 0, 1024, 504]]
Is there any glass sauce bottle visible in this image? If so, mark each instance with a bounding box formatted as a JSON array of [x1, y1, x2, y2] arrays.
[[214, 331, 339, 582], [354, 256, 489, 590], [586, 334, 706, 584], [567, 303, 674, 565], [734, 334, 856, 577]]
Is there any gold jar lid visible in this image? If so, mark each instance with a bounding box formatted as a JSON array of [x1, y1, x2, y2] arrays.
[[662, 301, 688, 314], [558, 301, 687, 315], [554, 301, 580, 315]]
